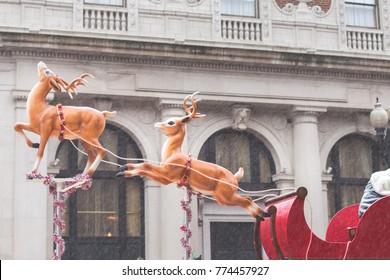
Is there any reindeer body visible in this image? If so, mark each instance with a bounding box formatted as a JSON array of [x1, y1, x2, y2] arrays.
[[14, 62, 116, 177], [117, 92, 268, 219]]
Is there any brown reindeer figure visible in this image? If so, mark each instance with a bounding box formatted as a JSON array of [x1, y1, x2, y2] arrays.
[[14, 61, 116, 178], [116, 92, 269, 220]]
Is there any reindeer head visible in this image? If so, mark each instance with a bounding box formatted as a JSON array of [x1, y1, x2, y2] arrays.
[[154, 92, 205, 136], [37, 61, 93, 99]]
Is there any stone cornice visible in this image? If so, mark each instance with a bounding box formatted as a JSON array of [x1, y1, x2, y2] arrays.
[[2, 31, 390, 81], [12, 89, 54, 102]]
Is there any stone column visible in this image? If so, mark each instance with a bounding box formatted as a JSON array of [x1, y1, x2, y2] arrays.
[[321, 173, 333, 226], [144, 179, 161, 259], [157, 99, 193, 259], [291, 106, 327, 237], [12, 91, 50, 259]]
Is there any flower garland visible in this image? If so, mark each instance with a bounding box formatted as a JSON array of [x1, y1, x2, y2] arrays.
[[177, 155, 194, 260], [26, 171, 93, 259], [180, 185, 193, 260]]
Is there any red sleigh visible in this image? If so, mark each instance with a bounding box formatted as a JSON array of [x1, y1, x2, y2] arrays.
[[254, 187, 390, 259]]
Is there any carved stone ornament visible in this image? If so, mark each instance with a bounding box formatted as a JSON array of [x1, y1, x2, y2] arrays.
[[185, 0, 204, 6], [233, 107, 251, 131], [276, 0, 332, 17], [149, 0, 204, 5]]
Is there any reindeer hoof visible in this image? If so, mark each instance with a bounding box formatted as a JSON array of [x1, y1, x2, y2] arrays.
[[256, 216, 264, 222], [262, 212, 271, 218], [32, 143, 40, 149], [118, 165, 128, 172], [115, 172, 125, 179]]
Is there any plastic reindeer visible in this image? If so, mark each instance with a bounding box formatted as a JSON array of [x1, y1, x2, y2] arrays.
[[14, 61, 116, 178], [116, 92, 269, 220]]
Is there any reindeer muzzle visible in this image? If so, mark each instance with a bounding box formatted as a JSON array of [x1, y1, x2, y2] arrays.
[[49, 77, 62, 93]]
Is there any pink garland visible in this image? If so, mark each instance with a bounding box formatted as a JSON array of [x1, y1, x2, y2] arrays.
[[52, 232, 65, 260], [27, 171, 93, 260], [180, 186, 193, 260], [62, 173, 93, 193]]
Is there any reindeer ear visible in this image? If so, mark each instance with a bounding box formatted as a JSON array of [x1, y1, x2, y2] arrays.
[[181, 116, 191, 123]]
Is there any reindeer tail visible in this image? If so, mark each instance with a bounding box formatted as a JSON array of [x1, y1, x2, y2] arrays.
[[234, 167, 244, 181], [102, 111, 117, 118]]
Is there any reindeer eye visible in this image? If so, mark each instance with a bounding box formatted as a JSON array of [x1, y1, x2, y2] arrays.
[[168, 121, 175, 126]]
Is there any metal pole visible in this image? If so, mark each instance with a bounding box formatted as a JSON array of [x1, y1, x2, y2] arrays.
[[55, 182, 61, 260]]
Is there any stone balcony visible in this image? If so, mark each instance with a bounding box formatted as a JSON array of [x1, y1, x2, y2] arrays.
[[0, 0, 390, 57]]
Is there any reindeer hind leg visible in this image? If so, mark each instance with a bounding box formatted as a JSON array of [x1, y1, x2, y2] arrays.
[[84, 139, 106, 177], [216, 187, 265, 218], [79, 140, 97, 174]]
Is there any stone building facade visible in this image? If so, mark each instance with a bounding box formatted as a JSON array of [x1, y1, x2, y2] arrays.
[[1, 0, 390, 260]]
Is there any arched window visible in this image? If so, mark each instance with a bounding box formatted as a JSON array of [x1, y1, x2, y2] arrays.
[[199, 129, 276, 260], [326, 134, 383, 220], [199, 129, 276, 191], [55, 124, 144, 259]]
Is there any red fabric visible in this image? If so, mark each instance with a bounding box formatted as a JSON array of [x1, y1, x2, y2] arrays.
[[258, 188, 390, 259], [56, 104, 65, 141]]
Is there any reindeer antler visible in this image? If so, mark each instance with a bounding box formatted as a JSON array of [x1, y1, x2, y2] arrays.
[[58, 73, 94, 99], [183, 92, 206, 120]]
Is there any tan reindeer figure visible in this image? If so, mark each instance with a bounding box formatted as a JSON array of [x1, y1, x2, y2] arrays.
[[14, 61, 116, 178], [116, 92, 269, 219]]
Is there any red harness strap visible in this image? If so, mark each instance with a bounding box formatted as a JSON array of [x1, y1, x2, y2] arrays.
[[178, 154, 192, 188], [56, 104, 66, 141]]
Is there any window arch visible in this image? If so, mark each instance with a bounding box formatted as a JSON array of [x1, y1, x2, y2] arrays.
[[55, 124, 144, 260], [199, 129, 276, 260], [326, 133, 384, 219], [199, 129, 276, 191]]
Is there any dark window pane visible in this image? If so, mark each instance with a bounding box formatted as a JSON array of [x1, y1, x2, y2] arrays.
[[77, 179, 119, 237], [210, 222, 257, 260], [326, 134, 380, 219], [215, 132, 251, 182], [126, 180, 141, 237], [339, 137, 372, 178]]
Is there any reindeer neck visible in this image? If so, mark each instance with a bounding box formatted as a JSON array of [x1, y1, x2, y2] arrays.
[[26, 82, 51, 114], [161, 126, 186, 161]]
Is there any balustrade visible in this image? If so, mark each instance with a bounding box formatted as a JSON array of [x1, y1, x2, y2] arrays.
[[83, 6, 128, 32], [347, 30, 384, 51], [221, 18, 261, 42]]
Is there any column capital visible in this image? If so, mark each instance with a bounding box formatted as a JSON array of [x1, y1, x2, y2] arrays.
[[291, 106, 327, 124], [157, 98, 186, 120], [158, 99, 184, 111], [272, 172, 295, 184], [291, 105, 327, 116]]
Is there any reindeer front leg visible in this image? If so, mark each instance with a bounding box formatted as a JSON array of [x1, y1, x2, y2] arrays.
[[32, 129, 51, 172], [14, 122, 40, 148], [116, 163, 173, 185]]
